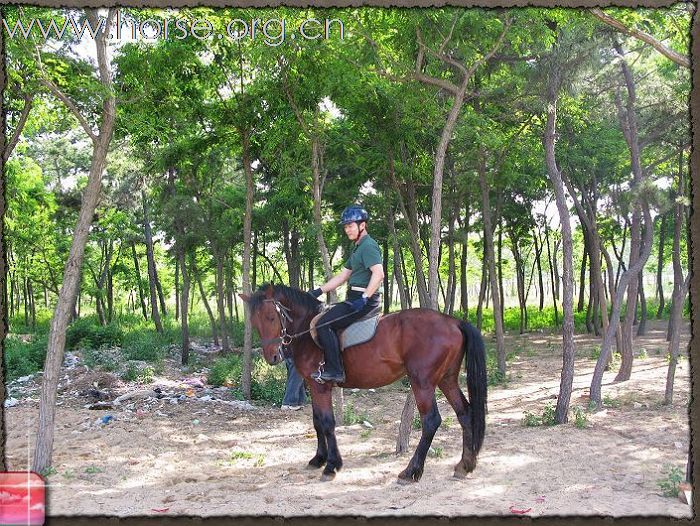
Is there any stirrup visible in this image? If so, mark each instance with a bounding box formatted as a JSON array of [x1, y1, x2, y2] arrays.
[[312, 361, 326, 384]]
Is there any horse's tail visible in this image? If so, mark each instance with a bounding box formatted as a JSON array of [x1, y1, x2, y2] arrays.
[[459, 320, 487, 455]]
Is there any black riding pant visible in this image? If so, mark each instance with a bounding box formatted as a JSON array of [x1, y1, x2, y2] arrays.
[[316, 291, 380, 372]]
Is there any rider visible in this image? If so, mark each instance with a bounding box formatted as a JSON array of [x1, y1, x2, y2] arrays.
[[308, 205, 384, 384]]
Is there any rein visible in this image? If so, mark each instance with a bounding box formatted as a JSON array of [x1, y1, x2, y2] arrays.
[[259, 298, 359, 352]]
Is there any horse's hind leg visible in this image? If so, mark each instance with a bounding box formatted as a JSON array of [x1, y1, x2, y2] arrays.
[[438, 376, 476, 478], [398, 384, 441, 484]]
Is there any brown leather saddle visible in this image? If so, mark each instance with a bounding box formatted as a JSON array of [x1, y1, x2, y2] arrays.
[[309, 305, 382, 351]]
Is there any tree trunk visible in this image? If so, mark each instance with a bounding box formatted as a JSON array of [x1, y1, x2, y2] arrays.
[[479, 147, 505, 375], [636, 271, 647, 336], [578, 241, 588, 312], [194, 260, 219, 345], [131, 242, 148, 319], [383, 240, 390, 314], [216, 253, 230, 352], [460, 206, 470, 317], [614, 41, 645, 383], [311, 135, 336, 304], [664, 152, 689, 404], [534, 231, 545, 311], [174, 258, 179, 321], [155, 269, 167, 318], [544, 76, 576, 424], [545, 224, 559, 326], [497, 222, 505, 321], [178, 247, 190, 365], [33, 8, 117, 474], [142, 191, 163, 333], [655, 212, 667, 318], [241, 129, 254, 400], [388, 208, 408, 310], [477, 260, 487, 331]]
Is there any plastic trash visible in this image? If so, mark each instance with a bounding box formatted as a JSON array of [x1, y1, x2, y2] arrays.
[[101, 415, 114, 425]]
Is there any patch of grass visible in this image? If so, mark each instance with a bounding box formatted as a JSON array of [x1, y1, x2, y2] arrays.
[[84, 466, 103, 474], [428, 446, 444, 458], [226, 450, 264, 467], [572, 406, 588, 429], [39, 466, 57, 477], [441, 416, 454, 430], [590, 346, 601, 360], [412, 414, 422, 430], [61, 470, 76, 480], [343, 403, 369, 426], [523, 411, 542, 427], [603, 395, 621, 408], [360, 429, 372, 439], [523, 402, 556, 426], [638, 348, 648, 360], [657, 466, 684, 497], [121, 362, 156, 384]]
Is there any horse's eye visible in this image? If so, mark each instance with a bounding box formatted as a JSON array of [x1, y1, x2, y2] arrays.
[[266, 316, 275, 322]]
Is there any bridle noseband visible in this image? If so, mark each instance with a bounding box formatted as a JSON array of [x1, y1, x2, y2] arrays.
[[260, 299, 294, 362]]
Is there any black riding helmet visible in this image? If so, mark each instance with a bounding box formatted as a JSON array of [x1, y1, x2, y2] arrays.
[[339, 205, 369, 225]]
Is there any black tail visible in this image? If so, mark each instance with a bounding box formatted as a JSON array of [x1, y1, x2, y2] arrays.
[[459, 321, 487, 454]]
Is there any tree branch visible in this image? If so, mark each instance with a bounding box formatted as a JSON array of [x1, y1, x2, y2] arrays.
[[4, 92, 33, 162], [590, 8, 690, 68]]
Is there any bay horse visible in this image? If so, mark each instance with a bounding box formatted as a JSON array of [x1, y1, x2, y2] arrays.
[[240, 283, 487, 483]]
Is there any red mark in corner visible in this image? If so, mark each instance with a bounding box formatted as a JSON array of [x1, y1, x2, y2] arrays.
[[0, 472, 45, 525]]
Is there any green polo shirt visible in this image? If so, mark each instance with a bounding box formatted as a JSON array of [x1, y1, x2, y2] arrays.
[[344, 234, 383, 288]]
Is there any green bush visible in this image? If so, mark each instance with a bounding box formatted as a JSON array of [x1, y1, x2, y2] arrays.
[[121, 330, 171, 362], [4, 334, 48, 381], [657, 465, 684, 497], [208, 353, 286, 403], [65, 317, 123, 351]]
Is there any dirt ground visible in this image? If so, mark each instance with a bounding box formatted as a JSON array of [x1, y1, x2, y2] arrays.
[[4, 319, 692, 518]]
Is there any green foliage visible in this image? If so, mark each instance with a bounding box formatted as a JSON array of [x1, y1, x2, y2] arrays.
[[428, 446, 444, 458], [208, 353, 286, 403], [523, 402, 557, 426], [657, 466, 684, 497], [602, 395, 621, 408], [572, 406, 588, 428], [412, 414, 422, 430], [65, 317, 123, 351], [343, 403, 370, 426], [3, 334, 48, 382]]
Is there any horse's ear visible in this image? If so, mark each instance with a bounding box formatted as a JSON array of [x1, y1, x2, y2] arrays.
[[239, 293, 251, 303]]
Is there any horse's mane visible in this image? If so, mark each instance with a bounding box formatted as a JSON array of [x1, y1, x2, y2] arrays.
[[249, 283, 322, 316]]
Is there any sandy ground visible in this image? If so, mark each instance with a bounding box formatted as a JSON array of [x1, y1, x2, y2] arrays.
[[5, 320, 692, 518]]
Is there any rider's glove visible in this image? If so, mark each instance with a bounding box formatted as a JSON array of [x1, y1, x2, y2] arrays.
[[349, 295, 368, 312], [309, 288, 323, 298]]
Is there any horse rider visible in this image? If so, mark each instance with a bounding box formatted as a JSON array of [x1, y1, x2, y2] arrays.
[[308, 205, 384, 384]]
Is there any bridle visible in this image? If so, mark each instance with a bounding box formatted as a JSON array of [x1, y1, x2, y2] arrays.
[[260, 299, 295, 362], [258, 296, 362, 363]]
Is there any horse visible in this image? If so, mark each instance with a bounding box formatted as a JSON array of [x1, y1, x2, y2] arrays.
[[239, 283, 487, 483]]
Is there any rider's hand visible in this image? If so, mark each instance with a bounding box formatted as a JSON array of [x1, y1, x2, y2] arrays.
[[308, 288, 323, 298], [349, 296, 368, 311]]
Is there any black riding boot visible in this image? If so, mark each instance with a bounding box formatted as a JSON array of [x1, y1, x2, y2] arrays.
[[312, 330, 346, 384]]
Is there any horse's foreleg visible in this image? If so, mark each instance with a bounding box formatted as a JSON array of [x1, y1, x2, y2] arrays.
[[439, 376, 476, 478], [309, 385, 342, 480], [398, 385, 441, 484], [308, 405, 328, 470]]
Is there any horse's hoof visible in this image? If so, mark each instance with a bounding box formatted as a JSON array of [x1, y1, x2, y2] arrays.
[[320, 472, 336, 482], [397, 476, 416, 485], [307, 458, 326, 470], [453, 463, 468, 479], [397, 469, 421, 484]]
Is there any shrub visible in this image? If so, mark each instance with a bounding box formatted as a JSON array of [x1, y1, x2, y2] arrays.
[[4, 334, 48, 381], [657, 466, 684, 497], [572, 406, 588, 428], [65, 317, 123, 351], [208, 353, 286, 404]]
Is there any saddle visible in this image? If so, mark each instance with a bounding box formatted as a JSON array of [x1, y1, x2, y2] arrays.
[[309, 305, 382, 351]]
